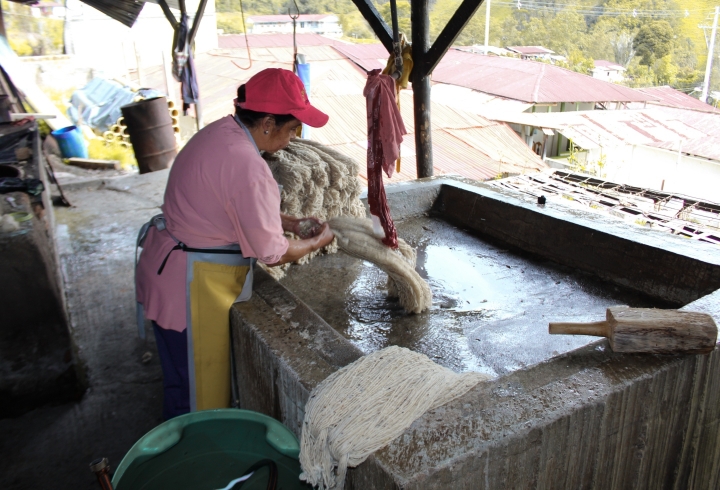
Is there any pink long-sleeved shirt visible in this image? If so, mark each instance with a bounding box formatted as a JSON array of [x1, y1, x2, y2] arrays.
[[136, 115, 289, 331]]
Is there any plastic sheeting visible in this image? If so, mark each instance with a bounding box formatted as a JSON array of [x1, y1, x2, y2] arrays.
[[67, 78, 164, 132]]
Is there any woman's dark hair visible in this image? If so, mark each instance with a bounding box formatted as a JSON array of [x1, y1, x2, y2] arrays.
[[235, 84, 297, 129]]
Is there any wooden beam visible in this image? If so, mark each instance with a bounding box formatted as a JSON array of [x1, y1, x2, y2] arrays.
[[422, 0, 485, 76], [188, 0, 209, 43], [157, 0, 178, 29], [349, 0, 394, 53], [412, 0, 433, 177]]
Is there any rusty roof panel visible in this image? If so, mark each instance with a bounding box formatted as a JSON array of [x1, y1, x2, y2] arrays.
[[144, 43, 547, 179], [332, 44, 388, 72], [634, 86, 719, 113], [335, 44, 654, 104], [434, 50, 655, 104]]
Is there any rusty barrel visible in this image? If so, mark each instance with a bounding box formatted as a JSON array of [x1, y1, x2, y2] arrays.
[[121, 97, 177, 174]]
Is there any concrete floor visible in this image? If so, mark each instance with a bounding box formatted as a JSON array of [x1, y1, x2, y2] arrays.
[[0, 170, 168, 489]]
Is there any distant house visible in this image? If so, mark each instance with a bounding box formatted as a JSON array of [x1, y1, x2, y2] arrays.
[[592, 60, 625, 83], [31, 2, 66, 19], [456, 45, 511, 56], [246, 15, 342, 38], [506, 46, 557, 60]]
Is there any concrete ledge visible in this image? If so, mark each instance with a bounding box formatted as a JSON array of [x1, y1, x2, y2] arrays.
[[231, 180, 720, 489], [232, 268, 363, 436], [433, 181, 720, 305]]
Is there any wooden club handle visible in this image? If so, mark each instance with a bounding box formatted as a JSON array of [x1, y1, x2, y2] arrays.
[[549, 320, 610, 338]]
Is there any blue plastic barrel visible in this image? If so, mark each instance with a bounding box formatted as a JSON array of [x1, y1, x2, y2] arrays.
[[296, 64, 312, 139], [50, 125, 88, 159]]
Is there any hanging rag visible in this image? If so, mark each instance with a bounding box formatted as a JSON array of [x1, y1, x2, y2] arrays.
[[363, 69, 406, 249], [172, 13, 199, 114], [382, 33, 413, 173]]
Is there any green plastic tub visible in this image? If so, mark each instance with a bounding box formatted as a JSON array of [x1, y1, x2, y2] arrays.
[[112, 409, 310, 490]]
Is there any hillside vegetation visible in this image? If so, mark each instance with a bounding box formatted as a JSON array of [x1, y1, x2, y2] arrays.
[[200, 0, 718, 94]]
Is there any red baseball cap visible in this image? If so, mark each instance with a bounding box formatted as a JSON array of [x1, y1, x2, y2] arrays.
[[240, 68, 329, 128]]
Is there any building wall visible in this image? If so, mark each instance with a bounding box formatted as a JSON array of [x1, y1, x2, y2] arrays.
[[248, 16, 342, 38], [64, 0, 217, 81], [591, 69, 624, 83], [590, 144, 720, 202]]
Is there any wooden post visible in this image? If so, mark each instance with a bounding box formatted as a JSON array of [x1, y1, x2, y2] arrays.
[[412, 0, 433, 178], [0, 2, 7, 40]]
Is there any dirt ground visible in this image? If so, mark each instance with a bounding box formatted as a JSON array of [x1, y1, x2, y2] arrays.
[[0, 170, 169, 489]]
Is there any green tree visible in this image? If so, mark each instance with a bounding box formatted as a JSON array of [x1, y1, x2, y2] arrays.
[[654, 55, 678, 85], [378, 0, 411, 39], [611, 30, 636, 67], [633, 20, 674, 66], [339, 12, 374, 40], [1, 1, 64, 56], [216, 12, 246, 34]]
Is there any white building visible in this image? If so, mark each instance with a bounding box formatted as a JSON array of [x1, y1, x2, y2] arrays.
[[246, 15, 342, 38], [30, 2, 66, 19], [64, 0, 217, 80], [592, 60, 626, 83]]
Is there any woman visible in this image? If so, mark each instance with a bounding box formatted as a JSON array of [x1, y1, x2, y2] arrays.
[[136, 68, 334, 420]]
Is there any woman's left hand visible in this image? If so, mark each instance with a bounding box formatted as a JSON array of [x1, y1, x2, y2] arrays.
[[292, 217, 323, 239]]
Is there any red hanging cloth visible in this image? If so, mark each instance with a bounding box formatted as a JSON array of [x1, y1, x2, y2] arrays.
[[363, 69, 407, 249]]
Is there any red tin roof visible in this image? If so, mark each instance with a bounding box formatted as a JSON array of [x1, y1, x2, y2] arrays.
[[433, 50, 655, 104], [634, 86, 719, 113]]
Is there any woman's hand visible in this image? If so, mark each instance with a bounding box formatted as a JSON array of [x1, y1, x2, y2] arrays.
[[268, 222, 335, 267], [281, 214, 324, 239], [293, 217, 324, 239], [310, 222, 334, 249]]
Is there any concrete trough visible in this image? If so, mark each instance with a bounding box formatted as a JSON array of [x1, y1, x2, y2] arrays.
[[231, 177, 720, 489]]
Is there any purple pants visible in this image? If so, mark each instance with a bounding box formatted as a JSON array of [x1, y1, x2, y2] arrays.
[[152, 322, 190, 420]]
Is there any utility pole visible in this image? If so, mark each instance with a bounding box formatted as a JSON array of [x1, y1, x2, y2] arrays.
[[701, 6, 719, 104], [484, 0, 491, 54]]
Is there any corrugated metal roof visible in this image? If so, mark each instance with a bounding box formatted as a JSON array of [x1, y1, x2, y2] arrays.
[[487, 107, 720, 161], [594, 60, 624, 70], [332, 44, 388, 72], [80, 0, 144, 27], [335, 44, 654, 104], [634, 86, 719, 113], [142, 43, 546, 181], [640, 106, 720, 160], [431, 83, 533, 115], [219, 34, 347, 49], [434, 50, 655, 104]]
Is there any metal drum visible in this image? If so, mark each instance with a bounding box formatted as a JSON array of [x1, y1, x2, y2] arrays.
[[121, 97, 177, 174]]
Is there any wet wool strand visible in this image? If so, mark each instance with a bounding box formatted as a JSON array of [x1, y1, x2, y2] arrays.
[[299, 346, 489, 490]]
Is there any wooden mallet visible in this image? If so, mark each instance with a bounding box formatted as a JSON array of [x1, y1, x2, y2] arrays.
[[549, 306, 718, 354]]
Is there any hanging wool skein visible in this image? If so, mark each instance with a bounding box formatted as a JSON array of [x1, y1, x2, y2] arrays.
[[329, 216, 431, 314]]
